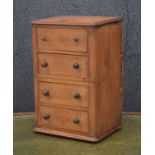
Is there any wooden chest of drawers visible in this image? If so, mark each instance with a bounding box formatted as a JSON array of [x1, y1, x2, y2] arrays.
[[31, 16, 123, 142]]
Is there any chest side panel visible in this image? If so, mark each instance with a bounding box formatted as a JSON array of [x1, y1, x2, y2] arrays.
[[94, 22, 123, 136]]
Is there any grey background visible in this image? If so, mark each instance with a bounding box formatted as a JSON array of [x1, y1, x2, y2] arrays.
[[13, 0, 141, 112]]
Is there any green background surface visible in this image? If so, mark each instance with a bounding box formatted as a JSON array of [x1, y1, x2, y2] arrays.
[[14, 115, 140, 155]]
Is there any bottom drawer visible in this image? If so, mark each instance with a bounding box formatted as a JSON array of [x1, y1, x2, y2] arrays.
[[38, 106, 88, 133]]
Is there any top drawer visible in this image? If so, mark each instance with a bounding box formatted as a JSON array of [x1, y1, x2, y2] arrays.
[[37, 27, 87, 52]]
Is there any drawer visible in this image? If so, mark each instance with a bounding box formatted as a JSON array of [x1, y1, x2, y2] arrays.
[[39, 82, 88, 108], [37, 27, 87, 52], [38, 53, 88, 79], [39, 106, 88, 132]]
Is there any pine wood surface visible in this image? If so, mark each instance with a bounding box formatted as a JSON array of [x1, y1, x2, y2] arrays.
[[32, 16, 123, 141], [32, 16, 122, 26]]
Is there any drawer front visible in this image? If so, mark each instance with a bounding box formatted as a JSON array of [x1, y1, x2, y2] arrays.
[[38, 53, 88, 79], [39, 82, 88, 108], [39, 106, 88, 132], [37, 27, 87, 52]]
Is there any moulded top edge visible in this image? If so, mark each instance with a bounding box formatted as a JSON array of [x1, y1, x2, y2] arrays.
[[31, 16, 123, 26]]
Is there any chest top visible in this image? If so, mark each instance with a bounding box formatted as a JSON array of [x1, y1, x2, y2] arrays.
[[31, 16, 122, 26]]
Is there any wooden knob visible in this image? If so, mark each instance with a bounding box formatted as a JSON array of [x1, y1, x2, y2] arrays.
[[73, 37, 79, 42], [73, 92, 80, 99], [73, 118, 80, 124], [42, 36, 47, 41], [43, 114, 50, 120], [41, 61, 48, 67], [73, 63, 80, 69], [43, 90, 49, 96]]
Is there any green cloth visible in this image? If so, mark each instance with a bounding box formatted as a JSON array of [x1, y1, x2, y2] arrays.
[[14, 115, 140, 155]]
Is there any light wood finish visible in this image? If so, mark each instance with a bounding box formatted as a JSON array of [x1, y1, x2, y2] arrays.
[[38, 53, 88, 79], [39, 81, 88, 108], [39, 106, 88, 132], [33, 124, 122, 142], [94, 22, 123, 137], [32, 16, 123, 142], [38, 49, 88, 56], [32, 25, 39, 125], [32, 16, 122, 26], [37, 27, 87, 52]]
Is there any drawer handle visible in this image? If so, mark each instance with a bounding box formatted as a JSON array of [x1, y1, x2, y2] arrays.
[[73, 92, 80, 99], [73, 118, 80, 124], [43, 114, 50, 120], [73, 63, 80, 69], [73, 37, 79, 43], [41, 61, 48, 67], [42, 36, 47, 41], [43, 90, 49, 96]]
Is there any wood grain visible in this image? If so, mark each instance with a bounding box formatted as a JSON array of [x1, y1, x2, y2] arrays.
[[32, 25, 39, 126], [39, 81, 89, 108], [94, 22, 123, 137], [32, 16, 123, 142], [38, 53, 88, 79], [32, 16, 122, 26], [33, 123, 122, 142], [37, 27, 87, 52], [39, 106, 88, 132]]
